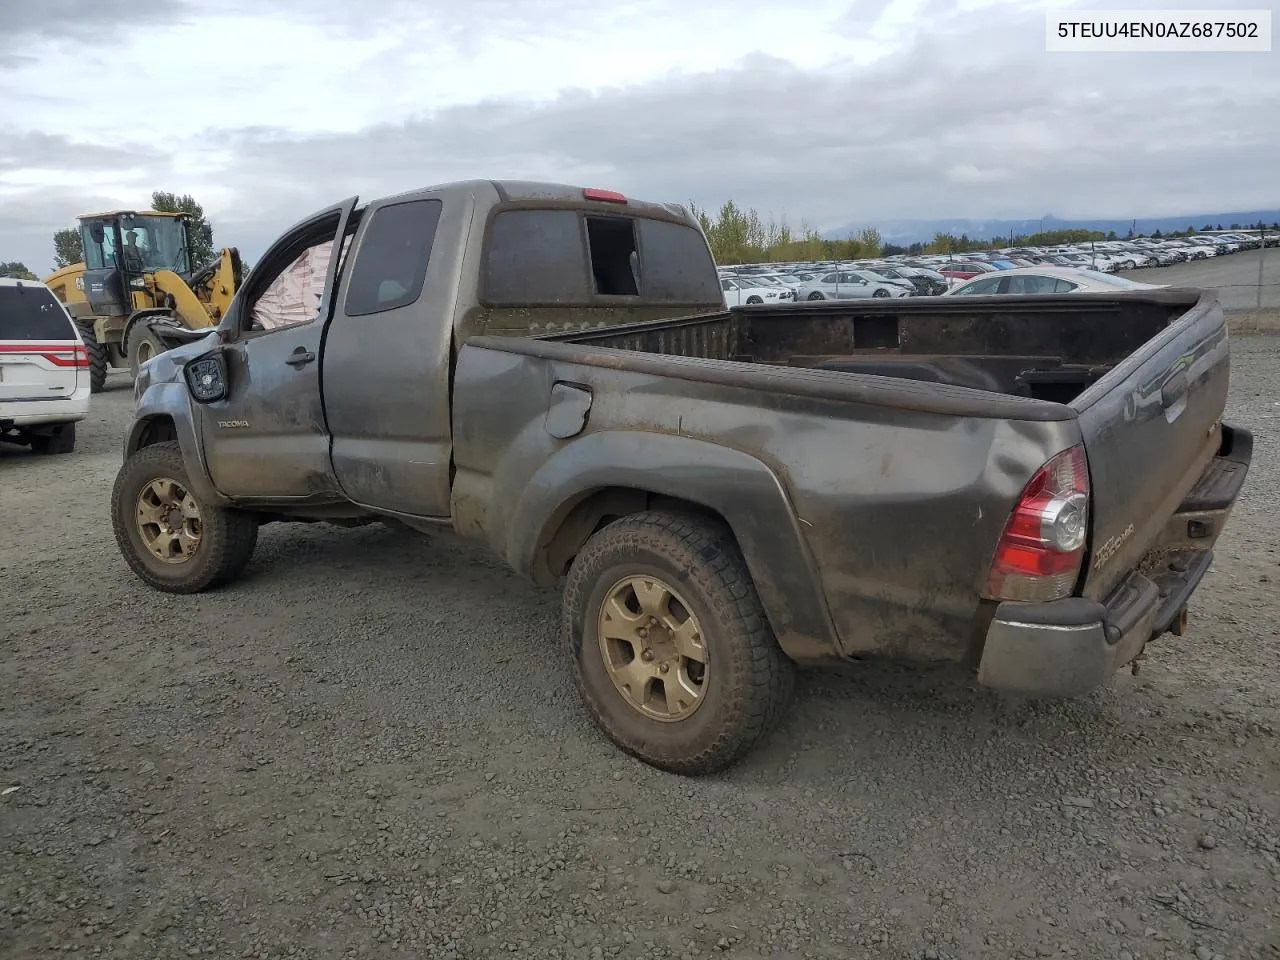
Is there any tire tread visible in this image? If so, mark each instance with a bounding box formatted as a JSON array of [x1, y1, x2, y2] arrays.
[[78, 324, 108, 393], [563, 509, 794, 776], [110, 441, 258, 593]]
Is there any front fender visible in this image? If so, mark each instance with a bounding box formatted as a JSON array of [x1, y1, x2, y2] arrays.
[[508, 430, 842, 664], [126, 347, 228, 507]]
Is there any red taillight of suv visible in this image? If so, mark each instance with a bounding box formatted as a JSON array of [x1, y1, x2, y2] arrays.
[[47, 345, 89, 368], [0, 343, 89, 367], [984, 445, 1090, 603]]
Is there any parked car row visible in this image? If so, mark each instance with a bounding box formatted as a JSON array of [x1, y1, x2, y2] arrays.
[[719, 264, 949, 303], [717, 229, 1274, 304]]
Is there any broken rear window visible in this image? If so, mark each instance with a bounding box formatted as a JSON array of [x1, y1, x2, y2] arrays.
[[482, 209, 719, 305]]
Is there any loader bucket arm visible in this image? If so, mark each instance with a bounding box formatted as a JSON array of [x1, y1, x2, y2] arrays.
[[151, 270, 217, 330], [185, 248, 242, 319]]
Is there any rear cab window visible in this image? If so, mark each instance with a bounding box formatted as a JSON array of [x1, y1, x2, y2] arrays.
[[0, 283, 78, 341], [481, 208, 720, 306]]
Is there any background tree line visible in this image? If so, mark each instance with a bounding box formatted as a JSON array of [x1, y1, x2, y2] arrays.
[[689, 200, 883, 264], [0, 261, 39, 280], [685, 201, 1278, 264]]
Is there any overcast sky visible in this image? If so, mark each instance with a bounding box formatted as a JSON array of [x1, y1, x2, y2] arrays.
[[1, 0, 1276, 270]]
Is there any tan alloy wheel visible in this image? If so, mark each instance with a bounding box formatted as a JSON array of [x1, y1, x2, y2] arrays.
[[137, 339, 155, 365], [135, 477, 203, 564], [597, 575, 709, 722]]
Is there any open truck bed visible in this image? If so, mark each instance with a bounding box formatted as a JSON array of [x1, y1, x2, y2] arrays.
[[456, 288, 1248, 696]]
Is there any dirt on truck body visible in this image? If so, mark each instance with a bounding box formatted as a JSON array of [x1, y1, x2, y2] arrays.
[[111, 178, 1251, 775]]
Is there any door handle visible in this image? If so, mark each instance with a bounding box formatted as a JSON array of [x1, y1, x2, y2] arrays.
[[1161, 370, 1189, 408], [286, 348, 316, 368]]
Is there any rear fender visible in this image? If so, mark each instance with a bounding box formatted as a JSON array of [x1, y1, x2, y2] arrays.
[[508, 430, 842, 664]]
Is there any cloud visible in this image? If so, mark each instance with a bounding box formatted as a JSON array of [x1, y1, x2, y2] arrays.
[[0, 132, 167, 175], [0, 0, 192, 66], [1, 0, 1276, 270]]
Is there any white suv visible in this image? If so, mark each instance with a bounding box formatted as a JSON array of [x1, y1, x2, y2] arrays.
[[1, 277, 92, 455]]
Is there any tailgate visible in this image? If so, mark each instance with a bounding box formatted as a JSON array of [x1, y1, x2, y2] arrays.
[[1073, 294, 1230, 600], [0, 342, 81, 402]]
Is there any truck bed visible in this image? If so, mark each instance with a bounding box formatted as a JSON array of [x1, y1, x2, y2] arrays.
[[456, 286, 1234, 671], [538, 289, 1204, 406]]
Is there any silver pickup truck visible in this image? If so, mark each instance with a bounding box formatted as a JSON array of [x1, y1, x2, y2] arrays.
[[111, 179, 1252, 775]]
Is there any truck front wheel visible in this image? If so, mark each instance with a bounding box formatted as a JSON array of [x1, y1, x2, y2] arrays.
[[110, 441, 258, 593], [562, 510, 794, 775]]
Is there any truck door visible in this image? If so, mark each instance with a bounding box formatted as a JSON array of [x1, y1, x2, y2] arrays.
[[321, 191, 452, 518], [196, 198, 357, 500]]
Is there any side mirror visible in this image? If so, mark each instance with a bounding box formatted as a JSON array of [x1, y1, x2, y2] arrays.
[[88, 223, 105, 244], [184, 350, 228, 404]]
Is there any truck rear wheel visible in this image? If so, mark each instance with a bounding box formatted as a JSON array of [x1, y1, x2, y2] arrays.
[[110, 441, 258, 593], [562, 510, 794, 775]]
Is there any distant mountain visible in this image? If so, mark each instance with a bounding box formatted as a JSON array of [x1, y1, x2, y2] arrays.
[[825, 210, 1280, 245]]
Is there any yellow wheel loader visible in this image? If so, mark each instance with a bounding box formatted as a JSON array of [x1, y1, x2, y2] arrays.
[[43, 210, 243, 392]]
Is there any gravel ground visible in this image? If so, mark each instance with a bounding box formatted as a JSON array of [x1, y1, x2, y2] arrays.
[[2, 338, 1279, 960], [1120, 247, 1280, 311]]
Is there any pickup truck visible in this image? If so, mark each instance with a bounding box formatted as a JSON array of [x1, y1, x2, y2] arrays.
[[111, 179, 1252, 776]]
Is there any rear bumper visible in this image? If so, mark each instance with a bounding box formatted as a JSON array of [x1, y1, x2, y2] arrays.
[[0, 396, 90, 429], [977, 421, 1252, 698]]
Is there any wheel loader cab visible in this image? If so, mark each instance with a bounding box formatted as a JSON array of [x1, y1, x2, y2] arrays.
[[78, 212, 194, 317]]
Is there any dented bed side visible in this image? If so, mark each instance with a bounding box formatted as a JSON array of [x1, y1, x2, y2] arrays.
[[451, 333, 1082, 666], [455, 288, 1251, 685]]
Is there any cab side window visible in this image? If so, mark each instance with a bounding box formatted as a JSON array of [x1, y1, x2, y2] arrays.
[[82, 227, 118, 270], [344, 199, 443, 317]]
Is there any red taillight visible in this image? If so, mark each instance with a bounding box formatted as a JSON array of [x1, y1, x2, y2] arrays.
[[0, 343, 88, 367], [984, 446, 1090, 603], [583, 188, 627, 204], [47, 346, 89, 368]]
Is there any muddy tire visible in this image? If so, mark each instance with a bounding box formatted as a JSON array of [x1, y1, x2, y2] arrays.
[[78, 326, 108, 393], [110, 441, 258, 593], [29, 422, 76, 455], [562, 510, 794, 775], [126, 322, 167, 379]]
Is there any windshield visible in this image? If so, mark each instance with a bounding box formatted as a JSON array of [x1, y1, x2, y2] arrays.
[[118, 215, 191, 274]]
